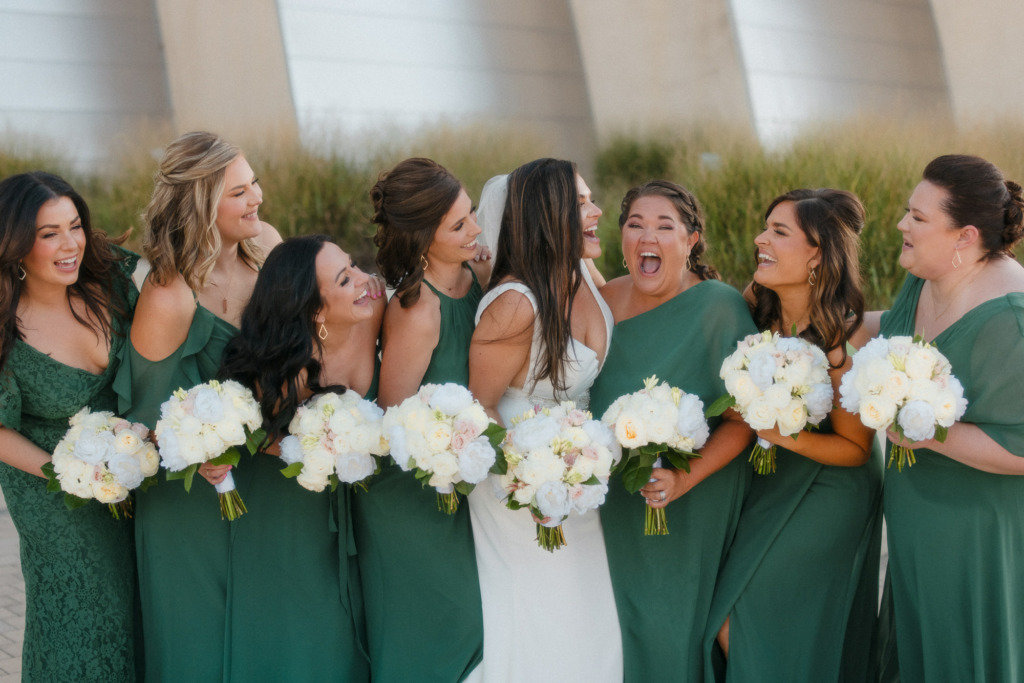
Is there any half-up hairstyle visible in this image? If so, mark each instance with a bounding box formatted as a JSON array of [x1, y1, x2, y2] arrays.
[[750, 188, 866, 366], [0, 172, 129, 371], [922, 154, 1024, 259], [372, 157, 462, 308], [220, 235, 345, 442], [143, 131, 264, 290], [488, 158, 582, 394], [618, 180, 720, 281]]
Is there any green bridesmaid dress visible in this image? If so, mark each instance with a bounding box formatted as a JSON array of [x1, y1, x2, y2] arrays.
[[878, 274, 1024, 682], [703, 415, 883, 682], [0, 248, 138, 681], [351, 275, 484, 682], [589, 279, 757, 683], [114, 301, 237, 681]]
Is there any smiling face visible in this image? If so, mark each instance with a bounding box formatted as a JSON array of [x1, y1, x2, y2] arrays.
[[315, 242, 373, 326], [621, 194, 698, 299], [215, 155, 263, 244], [21, 196, 87, 289], [577, 175, 602, 259], [897, 180, 963, 279], [753, 200, 820, 292], [425, 188, 481, 266]]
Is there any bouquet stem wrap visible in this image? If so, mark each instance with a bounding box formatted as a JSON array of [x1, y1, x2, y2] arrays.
[[214, 471, 248, 521], [749, 437, 777, 476], [536, 519, 566, 552]]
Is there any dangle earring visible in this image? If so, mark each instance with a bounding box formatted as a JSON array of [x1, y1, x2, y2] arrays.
[[17, 263, 26, 281], [952, 249, 962, 270], [807, 268, 816, 286], [318, 323, 328, 341], [685, 254, 693, 271], [621, 257, 627, 268], [420, 254, 429, 271]]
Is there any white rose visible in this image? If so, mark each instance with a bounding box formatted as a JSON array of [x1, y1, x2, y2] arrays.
[[429, 452, 460, 480], [279, 435, 304, 465], [212, 420, 246, 446], [425, 421, 453, 453], [457, 437, 495, 484], [139, 446, 160, 477], [201, 430, 226, 458], [613, 413, 647, 449], [517, 451, 560, 487], [191, 385, 226, 423], [725, 371, 761, 408], [113, 430, 141, 455], [303, 449, 334, 478], [859, 396, 897, 430], [454, 403, 489, 434], [903, 346, 936, 381], [335, 451, 376, 484], [296, 469, 328, 492], [512, 483, 536, 506], [743, 397, 777, 431], [91, 477, 128, 504], [294, 408, 323, 438], [776, 399, 808, 436], [427, 383, 474, 415], [763, 383, 792, 412], [898, 400, 936, 442]]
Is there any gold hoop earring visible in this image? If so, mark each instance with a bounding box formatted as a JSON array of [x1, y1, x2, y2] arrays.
[[808, 268, 816, 286], [17, 264, 26, 281], [621, 257, 627, 268], [952, 249, 962, 270], [420, 254, 429, 271], [318, 323, 328, 341]]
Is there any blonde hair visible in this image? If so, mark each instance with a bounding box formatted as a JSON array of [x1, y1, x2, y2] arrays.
[[143, 131, 264, 289]]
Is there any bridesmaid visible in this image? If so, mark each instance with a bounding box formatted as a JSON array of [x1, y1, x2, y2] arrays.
[[219, 235, 380, 681], [864, 155, 1024, 680], [0, 172, 138, 681], [588, 180, 756, 682], [351, 157, 490, 682], [116, 131, 281, 680], [704, 189, 882, 681]]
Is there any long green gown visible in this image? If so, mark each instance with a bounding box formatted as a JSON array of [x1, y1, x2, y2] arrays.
[[878, 274, 1024, 681], [703, 414, 883, 682], [351, 275, 484, 682], [588, 279, 757, 683], [0, 248, 138, 681], [114, 301, 237, 681]]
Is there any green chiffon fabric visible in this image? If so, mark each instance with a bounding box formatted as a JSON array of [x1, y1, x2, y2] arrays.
[[114, 302, 237, 681], [351, 274, 484, 682], [703, 418, 883, 682], [588, 279, 756, 683], [0, 248, 139, 681], [878, 274, 1024, 682]]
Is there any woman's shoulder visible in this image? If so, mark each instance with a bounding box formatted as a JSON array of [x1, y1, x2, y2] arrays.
[[133, 274, 197, 336], [384, 282, 441, 334], [256, 222, 283, 251]]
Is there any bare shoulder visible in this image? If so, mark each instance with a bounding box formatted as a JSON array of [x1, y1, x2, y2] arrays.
[[257, 222, 283, 251], [131, 275, 196, 358], [476, 287, 535, 343], [598, 275, 633, 315], [384, 284, 441, 337], [353, 295, 386, 343]]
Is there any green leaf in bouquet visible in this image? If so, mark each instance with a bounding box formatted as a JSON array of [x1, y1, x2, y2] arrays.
[[663, 449, 700, 473], [454, 481, 474, 496], [329, 474, 340, 493], [208, 447, 241, 467], [138, 475, 159, 492], [413, 469, 432, 484], [41, 462, 62, 493], [622, 462, 655, 494], [165, 463, 199, 492], [934, 424, 949, 443], [705, 393, 736, 418], [280, 462, 304, 478], [483, 422, 506, 450], [582, 475, 601, 486], [489, 455, 508, 475], [62, 493, 90, 511], [245, 427, 267, 454]]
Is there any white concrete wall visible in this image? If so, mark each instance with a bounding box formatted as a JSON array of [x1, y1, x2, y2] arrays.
[[0, 0, 170, 169]]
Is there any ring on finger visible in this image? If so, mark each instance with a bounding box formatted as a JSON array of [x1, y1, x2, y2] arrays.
[[660, 491, 667, 501]]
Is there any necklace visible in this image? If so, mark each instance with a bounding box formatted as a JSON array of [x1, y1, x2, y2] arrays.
[[207, 267, 237, 315]]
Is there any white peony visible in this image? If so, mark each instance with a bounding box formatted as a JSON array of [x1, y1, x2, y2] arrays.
[[897, 400, 937, 442], [427, 383, 474, 415], [191, 385, 226, 423], [534, 480, 572, 521], [278, 435, 303, 465], [107, 454, 144, 489], [335, 451, 377, 484], [457, 437, 495, 484]]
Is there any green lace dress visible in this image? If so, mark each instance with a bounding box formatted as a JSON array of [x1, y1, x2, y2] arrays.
[[351, 275, 485, 682], [0, 248, 139, 681], [878, 274, 1024, 681], [588, 280, 756, 683], [113, 301, 237, 681]]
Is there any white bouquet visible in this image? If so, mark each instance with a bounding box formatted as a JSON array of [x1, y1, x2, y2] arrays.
[[278, 391, 388, 492], [710, 331, 833, 475], [154, 379, 265, 520], [601, 375, 709, 535], [43, 408, 159, 518], [383, 383, 503, 513], [496, 401, 618, 551], [839, 335, 967, 470]]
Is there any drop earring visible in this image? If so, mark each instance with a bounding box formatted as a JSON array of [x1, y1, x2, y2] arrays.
[[808, 268, 816, 286], [318, 323, 328, 341], [17, 264, 26, 281], [952, 249, 962, 270]]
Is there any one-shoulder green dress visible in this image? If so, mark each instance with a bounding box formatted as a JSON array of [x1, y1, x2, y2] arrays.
[[0, 248, 139, 681], [114, 301, 237, 681], [878, 274, 1024, 681], [588, 279, 756, 683], [703, 414, 883, 682], [351, 275, 484, 682]]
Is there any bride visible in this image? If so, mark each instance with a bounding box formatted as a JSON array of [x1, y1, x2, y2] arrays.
[[467, 159, 622, 681]]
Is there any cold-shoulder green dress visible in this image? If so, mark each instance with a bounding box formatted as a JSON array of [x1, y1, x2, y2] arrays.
[[588, 279, 756, 683], [0, 248, 139, 681], [114, 301, 237, 681], [879, 274, 1024, 681], [351, 275, 484, 682]]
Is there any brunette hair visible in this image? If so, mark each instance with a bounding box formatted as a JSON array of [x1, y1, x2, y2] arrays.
[[488, 158, 583, 394], [0, 172, 129, 371], [372, 158, 462, 308], [922, 154, 1024, 259], [749, 188, 866, 365], [617, 180, 720, 281]]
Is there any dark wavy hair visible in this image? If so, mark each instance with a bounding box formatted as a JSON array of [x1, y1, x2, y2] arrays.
[[372, 157, 462, 308], [0, 171, 129, 371], [488, 158, 582, 394], [749, 188, 865, 366], [617, 180, 720, 281], [220, 234, 345, 442]]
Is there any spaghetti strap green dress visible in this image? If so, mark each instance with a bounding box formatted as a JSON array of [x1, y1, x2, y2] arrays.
[[702, 414, 883, 682], [351, 274, 484, 682], [589, 279, 756, 683], [113, 300, 237, 682], [0, 247, 139, 682], [878, 274, 1024, 682]]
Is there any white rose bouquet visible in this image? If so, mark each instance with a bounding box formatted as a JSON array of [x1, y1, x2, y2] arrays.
[[839, 335, 967, 471], [382, 383, 503, 514], [601, 375, 709, 535], [278, 391, 388, 492], [42, 408, 159, 519], [154, 379, 265, 520], [708, 331, 833, 475], [494, 401, 618, 551]]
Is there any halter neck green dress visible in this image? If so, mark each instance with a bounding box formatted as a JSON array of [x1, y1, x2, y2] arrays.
[[352, 274, 484, 682], [703, 414, 883, 682], [878, 274, 1024, 681], [114, 300, 237, 681], [0, 248, 139, 682], [589, 279, 756, 683]]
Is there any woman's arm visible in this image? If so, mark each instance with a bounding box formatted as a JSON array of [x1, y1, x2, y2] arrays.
[[0, 427, 51, 478], [887, 423, 1024, 475], [849, 311, 882, 349], [468, 290, 533, 424], [377, 292, 440, 408]]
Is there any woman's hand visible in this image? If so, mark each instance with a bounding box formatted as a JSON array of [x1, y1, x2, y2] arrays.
[[366, 274, 386, 300], [754, 425, 785, 448], [198, 462, 232, 486], [640, 467, 691, 507], [885, 428, 936, 453], [473, 243, 492, 262]]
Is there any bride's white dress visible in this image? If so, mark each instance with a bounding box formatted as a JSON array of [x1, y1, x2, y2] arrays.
[[467, 266, 623, 682]]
